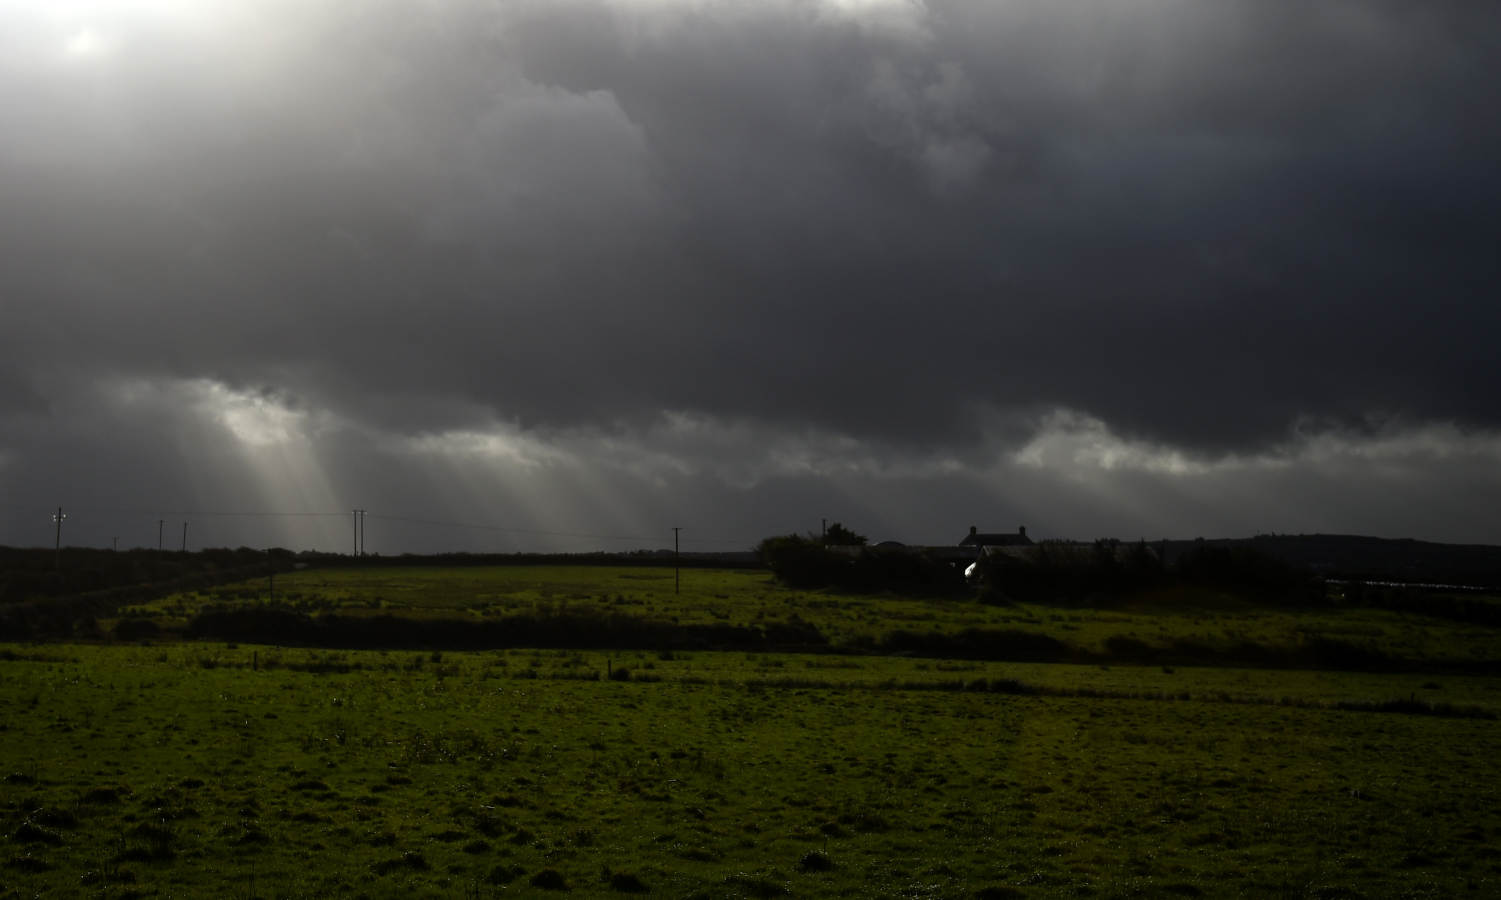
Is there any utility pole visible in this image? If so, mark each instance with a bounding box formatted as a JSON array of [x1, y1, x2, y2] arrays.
[[673, 526, 682, 595], [181, 521, 188, 553], [822, 518, 827, 542], [352, 509, 366, 556], [158, 519, 164, 551], [112, 536, 118, 552], [53, 507, 66, 571]]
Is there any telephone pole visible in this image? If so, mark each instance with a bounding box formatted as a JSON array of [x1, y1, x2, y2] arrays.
[[158, 519, 164, 551], [53, 507, 66, 570], [352, 509, 366, 556], [181, 521, 188, 553], [673, 526, 682, 595]]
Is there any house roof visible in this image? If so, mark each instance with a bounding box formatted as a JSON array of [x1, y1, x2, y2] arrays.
[[959, 526, 1032, 547]]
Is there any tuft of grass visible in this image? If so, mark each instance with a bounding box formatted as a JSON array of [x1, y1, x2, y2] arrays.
[[723, 871, 791, 897], [609, 871, 649, 893], [29, 807, 78, 830], [6, 853, 53, 873], [372, 851, 428, 874], [12, 822, 64, 846], [291, 779, 330, 792], [529, 868, 568, 890], [486, 864, 526, 885]]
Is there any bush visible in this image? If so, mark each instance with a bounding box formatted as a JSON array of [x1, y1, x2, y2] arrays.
[[758, 535, 965, 594], [977, 540, 1165, 605], [757, 535, 845, 588]]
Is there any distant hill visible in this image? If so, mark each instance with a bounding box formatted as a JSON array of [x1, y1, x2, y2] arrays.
[[1159, 534, 1501, 589]]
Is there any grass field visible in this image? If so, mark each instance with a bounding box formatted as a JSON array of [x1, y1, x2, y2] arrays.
[[120, 566, 1501, 666], [4, 565, 1501, 897]]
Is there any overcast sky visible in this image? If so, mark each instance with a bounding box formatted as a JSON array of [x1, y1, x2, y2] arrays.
[[4, 0, 1500, 553]]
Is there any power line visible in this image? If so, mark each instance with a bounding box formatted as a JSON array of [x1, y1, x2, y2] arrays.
[[365, 513, 669, 545], [32, 505, 758, 551], [71, 506, 666, 540], [69, 507, 348, 519]]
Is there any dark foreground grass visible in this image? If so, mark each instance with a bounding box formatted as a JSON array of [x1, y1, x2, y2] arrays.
[[2, 645, 1499, 898]]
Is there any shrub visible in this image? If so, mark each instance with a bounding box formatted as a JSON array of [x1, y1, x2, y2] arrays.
[[758, 534, 965, 593], [757, 535, 845, 588]]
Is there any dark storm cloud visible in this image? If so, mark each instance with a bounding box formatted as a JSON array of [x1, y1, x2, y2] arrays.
[[4, 0, 1501, 549], [490, 0, 1501, 450], [6, 0, 1498, 449]]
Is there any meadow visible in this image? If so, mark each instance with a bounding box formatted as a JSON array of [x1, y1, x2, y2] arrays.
[[3, 565, 1500, 898], [118, 566, 1501, 667]]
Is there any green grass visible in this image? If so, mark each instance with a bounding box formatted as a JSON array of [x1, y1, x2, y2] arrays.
[[9, 564, 1501, 896], [2, 644, 1500, 898], [124, 565, 1501, 667]]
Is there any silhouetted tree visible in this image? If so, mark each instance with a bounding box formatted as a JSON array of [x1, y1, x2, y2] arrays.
[[757, 533, 963, 594], [757, 535, 844, 588], [822, 522, 868, 546]]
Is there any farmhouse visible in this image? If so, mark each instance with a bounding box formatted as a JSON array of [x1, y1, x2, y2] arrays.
[[960, 525, 1033, 550], [959, 526, 1035, 582]]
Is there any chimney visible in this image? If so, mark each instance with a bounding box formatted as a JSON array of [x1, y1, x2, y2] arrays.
[[969, 526, 977, 537], [1019, 526, 1027, 537]]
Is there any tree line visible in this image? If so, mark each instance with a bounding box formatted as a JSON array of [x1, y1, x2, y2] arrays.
[[756, 527, 1321, 604]]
